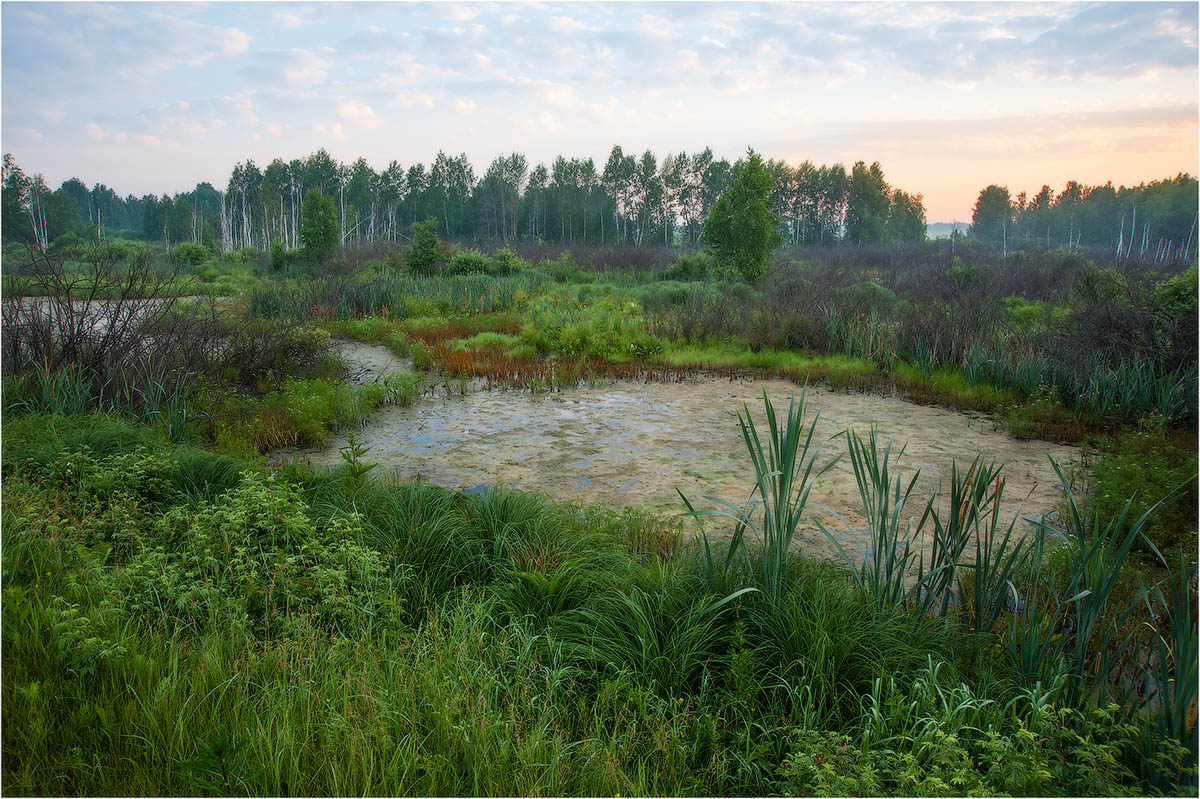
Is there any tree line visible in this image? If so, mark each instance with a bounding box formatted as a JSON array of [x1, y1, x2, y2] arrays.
[[3, 145, 1195, 262], [2, 147, 926, 254], [970, 175, 1199, 262]]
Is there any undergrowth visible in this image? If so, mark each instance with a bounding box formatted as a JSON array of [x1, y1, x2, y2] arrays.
[[2, 409, 1194, 796]]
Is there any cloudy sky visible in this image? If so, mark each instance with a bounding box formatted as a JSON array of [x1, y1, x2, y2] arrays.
[[2, 1, 1196, 220]]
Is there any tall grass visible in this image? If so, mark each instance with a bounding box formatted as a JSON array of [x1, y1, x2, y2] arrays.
[[922, 458, 1031, 635], [1141, 553, 1199, 792], [1008, 459, 1182, 706], [4, 394, 1195, 795], [682, 389, 838, 599], [821, 428, 925, 608]]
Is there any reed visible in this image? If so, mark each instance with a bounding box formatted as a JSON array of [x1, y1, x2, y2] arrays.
[[682, 389, 838, 600]]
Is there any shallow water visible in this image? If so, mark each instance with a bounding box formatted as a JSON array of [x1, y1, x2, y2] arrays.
[[295, 341, 1078, 561]]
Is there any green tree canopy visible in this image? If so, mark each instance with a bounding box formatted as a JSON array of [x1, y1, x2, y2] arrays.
[[970, 185, 1012, 243], [406, 217, 443, 275], [299, 187, 338, 263], [700, 150, 784, 283], [886, 190, 927, 243], [844, 161, 891, 244]]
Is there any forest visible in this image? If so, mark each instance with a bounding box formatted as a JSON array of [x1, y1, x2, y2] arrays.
[[4, 148, 1196, 260]]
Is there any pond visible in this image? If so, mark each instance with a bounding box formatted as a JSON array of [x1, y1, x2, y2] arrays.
[[290, 340, 1079, 561]]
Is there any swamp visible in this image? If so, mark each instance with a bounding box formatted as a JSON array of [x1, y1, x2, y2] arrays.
[[2, 220, 1196, 795], [7, 3, 1200, 793]]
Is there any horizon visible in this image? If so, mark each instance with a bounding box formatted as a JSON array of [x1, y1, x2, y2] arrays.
[[3, 1, 1197, 222]]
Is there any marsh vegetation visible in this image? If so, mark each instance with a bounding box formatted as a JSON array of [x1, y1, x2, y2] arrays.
[[2, 156, 1196, 795]]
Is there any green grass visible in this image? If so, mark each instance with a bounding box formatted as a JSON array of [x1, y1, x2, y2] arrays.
[[892, 363, 1018, 408], [455, 331, 524, 351], [3, 408, 1193, 795], [661, 342, 878, 384], [5, 244, 1196, 795]]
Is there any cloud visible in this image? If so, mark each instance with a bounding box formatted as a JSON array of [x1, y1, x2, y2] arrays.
[[518, 110, 562, 136], [711, 68, 769, 94], [337, 99, 383, 130], [392, 89, 436, 109], [13, 127, 44, 143], [550, 15, 592, 34], [1, 0, 1193, 214], [314, 122, 347, 143], [271, 9, 306, 29], [134, 133, 179, 153], [239, 48, 332, 88]]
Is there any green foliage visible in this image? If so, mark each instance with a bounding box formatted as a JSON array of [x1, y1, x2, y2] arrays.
[[683, 390, 837, 599], [406, 218, 443, 275], [970, 184, 1013, 243], [267, 378, 387, 447], [1004, 295, 1067, 332], [220, 246, 258, 264], [173, 242, 208, 266], [409, 341, 434, 371], [553, 584, 744, 697], [445, 249, 494, 276], [998, 384, 1073, 440], [659, 252, 717, 282], [1085, 419, 1197, 554], [844, 161, 891, 245], [299, 188, 338, 264], [1010, 459, 1176, 708], [886, 189, 927, 243], [491, 247, 529, 275], [268, 242, 301, 272], [701, 151, 784, 283], [542, 251, 586, 283], [1, 409, 1190, 797], [519, 295, 662, 361], [779, 684, 1148, 797], [383, 371, 421, 406], [338, 431, 378, 482], [123, 475, 389, 636]]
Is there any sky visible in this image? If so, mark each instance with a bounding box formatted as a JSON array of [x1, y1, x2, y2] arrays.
[[2, 1, 1197, 221]]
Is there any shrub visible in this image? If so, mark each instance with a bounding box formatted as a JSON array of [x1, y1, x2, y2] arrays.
[[280, 324, 333, 372], [220, 247, 258, 264], [838, 280, 898, 310], [778, 699, 1148, 797], [997, 384, 1073, 440], [543, 252, 586, 283], [300, 189, 339, 265], [446, 249, 494, 276], [406, 218, 443, 276], [46, 231, 88, 259], [659, 253, 714, 282], [173, 242, 208, 266], [409, 341, 434, 371], [122, 474, 390, 636], [269, 242, 302, 272], [492, 248, 529, 275]]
